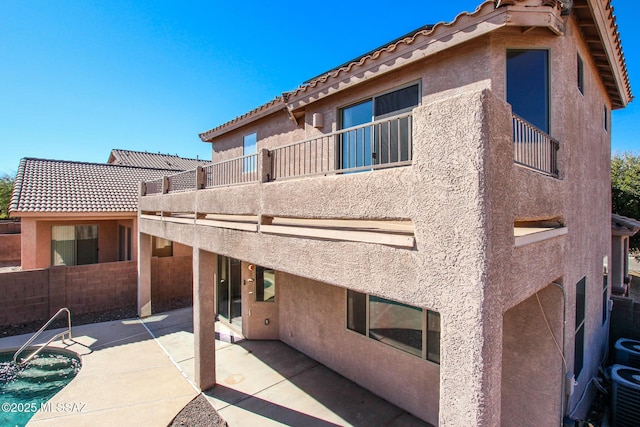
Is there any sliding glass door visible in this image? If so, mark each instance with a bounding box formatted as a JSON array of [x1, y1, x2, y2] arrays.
[[339, 83, 419, 171], [217, 255, 242, 327]]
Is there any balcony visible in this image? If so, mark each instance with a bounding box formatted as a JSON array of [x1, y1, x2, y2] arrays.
[[142, 111, 558, 196], [512, 114, 559, 178]]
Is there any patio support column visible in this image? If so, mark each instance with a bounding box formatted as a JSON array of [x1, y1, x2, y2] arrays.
[[138, 232, 152, 317], [193, 248, 216, 390]]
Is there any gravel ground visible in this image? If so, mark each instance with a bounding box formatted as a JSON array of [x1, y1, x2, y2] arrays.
[[168, 394, 227, 427]]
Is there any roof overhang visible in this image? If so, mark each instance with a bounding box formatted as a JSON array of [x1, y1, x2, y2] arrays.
[[572, 0, 632, 109], [199, 0, 631, 142]]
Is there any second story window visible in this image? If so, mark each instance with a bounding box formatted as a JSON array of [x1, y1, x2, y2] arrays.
[[507, 49, 550, 134], [577, 54, 584, 95], [243, 132, 257, 172]]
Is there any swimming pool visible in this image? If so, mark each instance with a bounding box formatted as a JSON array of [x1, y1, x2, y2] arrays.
[[0, 348, 81, 427]]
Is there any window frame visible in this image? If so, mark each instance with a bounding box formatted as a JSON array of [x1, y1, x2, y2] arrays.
[[51, 224, 99, 266], [346, 290, 440, 364], [337, 80, 421, 171], [506, 48, 551, 134], [243, 132, 258, 173]]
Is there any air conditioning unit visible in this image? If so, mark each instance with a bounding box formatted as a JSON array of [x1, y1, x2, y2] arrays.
[[611, 365, 640, 426], [615, 338, 640, 369]]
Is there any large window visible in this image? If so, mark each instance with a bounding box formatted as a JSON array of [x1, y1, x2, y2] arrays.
[[507, 49, 550, 133], [339, 83, 419, 171], [51, 225, 99, 266], [574, 277, 586, 377], [347, 290, 440, 364], [243, 132, 257, 172]]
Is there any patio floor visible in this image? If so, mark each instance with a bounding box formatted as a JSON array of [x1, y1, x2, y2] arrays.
[[0, 307, 429, 426]]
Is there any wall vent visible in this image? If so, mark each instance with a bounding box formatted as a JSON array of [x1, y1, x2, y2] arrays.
[[615, 338, 640, 369], [611, 365, 640, 426]]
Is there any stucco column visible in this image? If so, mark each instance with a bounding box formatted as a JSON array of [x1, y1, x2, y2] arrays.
[[138, 232, 152, 317], [193, 248, 216, 390], [411, 88, 512, 426]]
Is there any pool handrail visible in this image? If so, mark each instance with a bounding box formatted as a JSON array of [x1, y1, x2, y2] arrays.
[[12, 307, 72, 366]]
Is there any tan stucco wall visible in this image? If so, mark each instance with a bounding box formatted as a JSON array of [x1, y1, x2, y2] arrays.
[[501, 283, 565, 426], [278, 272, 440, 425], [141, 12, 617, 424]]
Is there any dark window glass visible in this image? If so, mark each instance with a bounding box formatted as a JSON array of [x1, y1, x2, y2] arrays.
[[427, 310, 441, 364], [576, 277, 586, 326], [507, 50, 550, 133], [577, 55, 584, 95], [575, 324, 585, 377], [604, 106, 609, 131], [374, 84, 420, 118], [369, 296, 423, 357], [602, 273, 609, 325], [347, 290, 367, 335], [574, 276, 586, 377]]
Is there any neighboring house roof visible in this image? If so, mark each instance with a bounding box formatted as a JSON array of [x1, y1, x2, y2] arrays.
[[10, 158, 176, 214], [612, 213, 640, 237], [107, 149, 210, 171], [199, 0, 631, 142]]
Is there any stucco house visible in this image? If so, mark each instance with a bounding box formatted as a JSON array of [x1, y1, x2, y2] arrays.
[[137, 0, 631, 424], [5, 151, 208, 322], [10, 150, 208, 270]]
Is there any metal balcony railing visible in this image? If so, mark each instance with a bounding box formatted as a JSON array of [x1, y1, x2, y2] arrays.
[[204, 154, 259, 188], [270, 112, 413, 180], [512, 114, 559, 178]]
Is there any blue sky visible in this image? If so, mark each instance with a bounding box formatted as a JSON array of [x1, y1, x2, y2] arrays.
[[1, 0, 638, 176]]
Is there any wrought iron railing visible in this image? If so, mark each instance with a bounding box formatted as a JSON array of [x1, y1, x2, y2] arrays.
[[512, 114, 559, 177], [204, 154, 259, 188], [270, 112, 413, 180]]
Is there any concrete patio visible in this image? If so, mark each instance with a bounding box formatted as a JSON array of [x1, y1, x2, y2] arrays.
[[0, 307, 429, 426]]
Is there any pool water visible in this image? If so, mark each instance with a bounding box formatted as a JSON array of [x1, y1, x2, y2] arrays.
[[0, 349, 81, 427]]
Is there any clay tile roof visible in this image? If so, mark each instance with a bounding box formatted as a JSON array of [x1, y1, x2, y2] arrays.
[[10, 158, 176, 214], [199, 0, 631, 141], [107, 149, 210, 171]]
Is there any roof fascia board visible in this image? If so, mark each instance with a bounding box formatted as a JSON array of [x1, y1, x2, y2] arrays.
[[199, 100, 286, 142], [586, 0, 630, 108]]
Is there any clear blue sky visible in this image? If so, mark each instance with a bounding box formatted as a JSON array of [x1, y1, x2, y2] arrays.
[[1, 0, 638, 176]]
